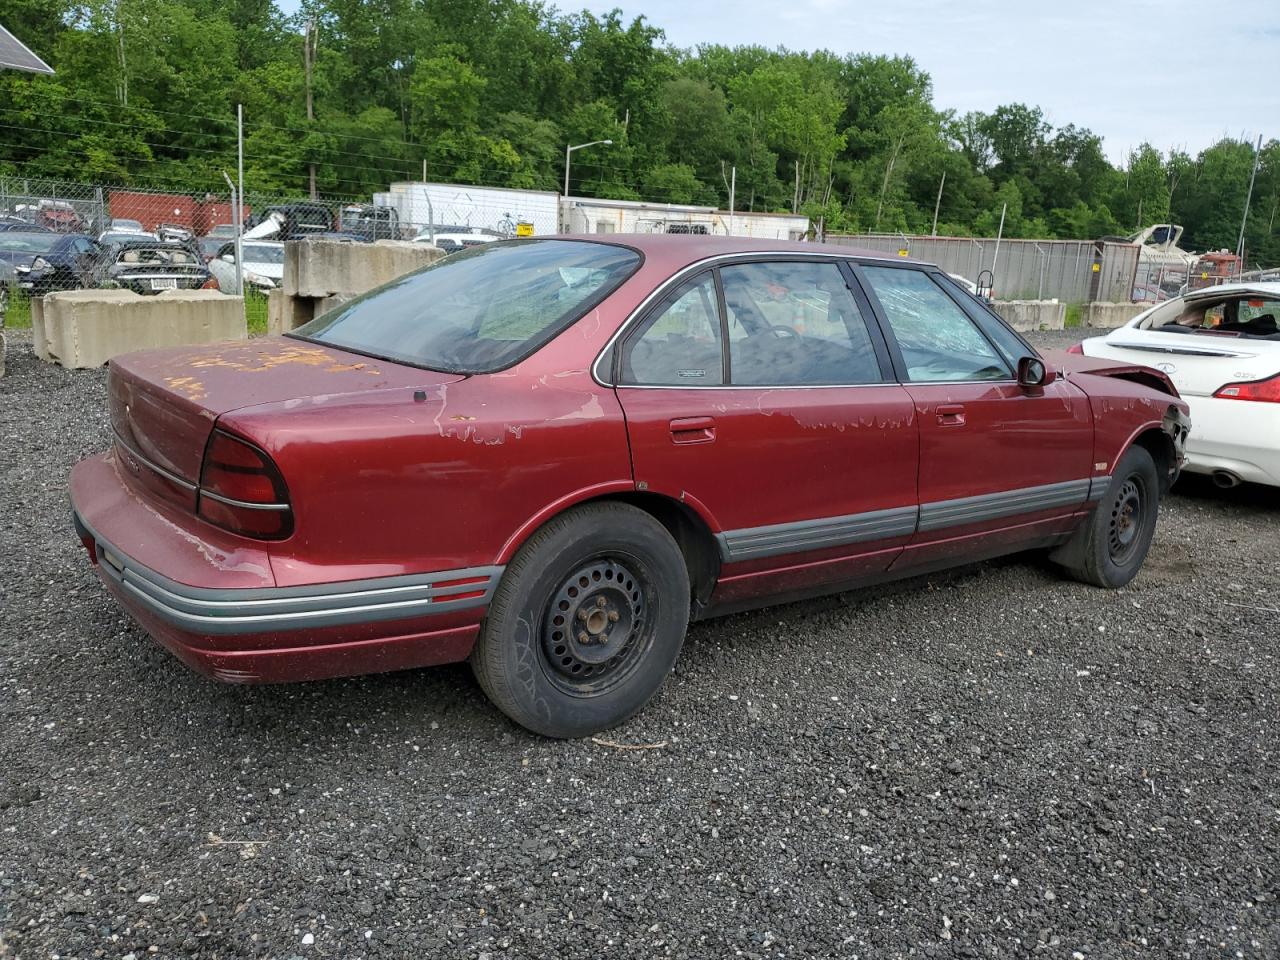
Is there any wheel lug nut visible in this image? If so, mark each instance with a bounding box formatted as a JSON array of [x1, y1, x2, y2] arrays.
[[577, 609, 588, 621], [608, 611, 619, 622], [578, 632, 589, 644], [596, 597, 607, 608]]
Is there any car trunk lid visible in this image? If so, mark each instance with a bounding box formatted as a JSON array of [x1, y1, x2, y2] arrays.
[[1083, 331, 1280, 397], [109, 337, 463, 503]]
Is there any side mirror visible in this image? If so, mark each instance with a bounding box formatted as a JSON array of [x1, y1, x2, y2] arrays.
[[1017, 355, 1056, 389], [220, 252, 235, 262]]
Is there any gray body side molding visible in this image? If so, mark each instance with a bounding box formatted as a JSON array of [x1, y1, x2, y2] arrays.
[[716, 477, 1103, 563]]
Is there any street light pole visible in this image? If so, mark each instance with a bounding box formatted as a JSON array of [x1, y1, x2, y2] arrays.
[[563, 139, 613, 231]]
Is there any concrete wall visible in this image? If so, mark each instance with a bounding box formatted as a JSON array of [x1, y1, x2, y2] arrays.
[[1083, 301, 1146, 329], [34, 289, 246, 369], [992, 300, 1066, 332], [284, 239, 444, 299]]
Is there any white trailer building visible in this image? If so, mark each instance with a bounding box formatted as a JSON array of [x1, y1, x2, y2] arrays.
[[561, 196, 809, 240], [374, 182, 561, 238]]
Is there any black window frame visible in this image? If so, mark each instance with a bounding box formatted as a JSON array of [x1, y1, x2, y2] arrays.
[[847, 260, 1024, 384], [608, 254, 897, 388]]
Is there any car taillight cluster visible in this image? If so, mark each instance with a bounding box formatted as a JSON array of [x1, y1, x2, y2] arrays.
[[197, 429, 293, 539], [1065, 343, 1084, 355], [1213, 373, 1280, 404]]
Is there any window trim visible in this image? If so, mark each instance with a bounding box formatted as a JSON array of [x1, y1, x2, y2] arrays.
[[603, 252, 898, 389], [850, 260, 1019, 385], [616, 270, 726, 388]]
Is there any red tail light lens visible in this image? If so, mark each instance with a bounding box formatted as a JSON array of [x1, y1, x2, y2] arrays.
[[197, 430, 293, 539], [1213, 374, 1280, 403], [1066, 342, 1084, 355]]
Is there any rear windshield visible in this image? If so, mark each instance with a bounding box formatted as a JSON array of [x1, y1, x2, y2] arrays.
[[291, 239, 641, 373]]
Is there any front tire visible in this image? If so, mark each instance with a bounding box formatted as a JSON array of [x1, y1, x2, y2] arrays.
[[1055, 445, 1160, 588], [471, 502, 690, 738]]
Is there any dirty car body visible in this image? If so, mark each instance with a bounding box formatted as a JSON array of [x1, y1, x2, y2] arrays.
[[70, 236, 1190, 736]]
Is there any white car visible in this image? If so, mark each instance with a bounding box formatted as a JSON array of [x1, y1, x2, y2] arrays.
[[1073, 282, 1280, 488], [207, 240, 285, 294], [411, 230, 501, 254]]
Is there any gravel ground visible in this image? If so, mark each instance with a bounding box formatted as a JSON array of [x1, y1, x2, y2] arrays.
[[2, 328, 1278, 959]]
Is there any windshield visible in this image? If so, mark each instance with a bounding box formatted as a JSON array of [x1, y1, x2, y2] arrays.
[[0, 233, 57, 254], [292, 239, 641, 373], [115, 246, 198, 266], [242, 244, 285, 264]]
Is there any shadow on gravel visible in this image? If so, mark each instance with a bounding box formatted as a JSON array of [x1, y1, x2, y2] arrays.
[[1171, 473, 1280, 512]]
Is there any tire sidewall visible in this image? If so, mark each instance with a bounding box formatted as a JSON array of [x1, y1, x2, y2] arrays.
[[482, 508, 689, 738], [1094, 447, 1160, 587]]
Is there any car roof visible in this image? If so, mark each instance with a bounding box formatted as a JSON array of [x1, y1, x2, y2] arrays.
[[551, 233, 927, 270], [1181, 280, 1280, 301]]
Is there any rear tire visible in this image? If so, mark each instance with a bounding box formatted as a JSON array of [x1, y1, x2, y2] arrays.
[[471, 502, 690, 738], [1055, 446, 1160, 588]]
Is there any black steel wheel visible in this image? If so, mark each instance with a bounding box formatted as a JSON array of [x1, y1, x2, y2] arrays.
[[471, 502, 690, 738], [1054, 445, 1160, 589], [541, 557, 653, 696]]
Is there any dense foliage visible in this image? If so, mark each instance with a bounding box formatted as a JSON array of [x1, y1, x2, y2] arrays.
[[2, 0, 1277, 262]]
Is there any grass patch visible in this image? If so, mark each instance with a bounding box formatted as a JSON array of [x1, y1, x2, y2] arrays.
[[4, 289, 32, 328], [1063, 303, 1084, 328], [245, 289, 269, 336]]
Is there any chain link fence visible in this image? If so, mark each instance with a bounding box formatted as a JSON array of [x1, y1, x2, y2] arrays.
[[0, 172, 550, 332]]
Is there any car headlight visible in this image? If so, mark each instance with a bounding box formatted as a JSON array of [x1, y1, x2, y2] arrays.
[[243, 271, 276, 288], [31, 257, 52, 271]]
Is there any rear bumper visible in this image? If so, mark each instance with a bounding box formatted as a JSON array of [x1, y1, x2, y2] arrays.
[[70, 452, 498, 682], [1182, 395, 1280, 487]]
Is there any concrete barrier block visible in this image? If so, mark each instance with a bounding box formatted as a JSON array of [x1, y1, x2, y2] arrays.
[[992, 300, 1066, 332], [38, 289, 247, 369], [1084, 302, 1145, 328], [266, 288, 315, 336], [284, 240, 443, 299], [315, 293, 353, 318]]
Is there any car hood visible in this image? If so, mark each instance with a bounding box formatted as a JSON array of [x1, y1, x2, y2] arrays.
[[1044, 349, 1183, 403], [0, 250, 38, 267]]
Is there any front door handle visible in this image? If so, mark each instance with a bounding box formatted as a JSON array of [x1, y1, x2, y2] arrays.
[[936, 403, 966, 426], [669, 416, 716, 444]]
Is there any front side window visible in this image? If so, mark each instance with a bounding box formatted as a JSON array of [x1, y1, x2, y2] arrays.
[[621, 273, 723, 386], [861, 266, 1010, 382], [294, 239, 641, 373], [721, 261, 882, 386]]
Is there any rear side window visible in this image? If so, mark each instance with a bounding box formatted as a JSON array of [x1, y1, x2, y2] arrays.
[[861, 266, 1010, 382], [720, 261, 883, 386], [621, 274, 724, 386], [293, 239, 641, 374]]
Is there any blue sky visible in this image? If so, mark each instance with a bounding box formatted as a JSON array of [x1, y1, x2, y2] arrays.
[[283, 0, 1277, 162]]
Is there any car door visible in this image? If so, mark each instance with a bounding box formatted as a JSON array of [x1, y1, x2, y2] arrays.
[[855, 263, 1095, 569], [610, 257, 920, 608]]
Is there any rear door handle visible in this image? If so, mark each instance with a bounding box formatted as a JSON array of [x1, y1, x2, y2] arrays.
[[669, 416, 716, 444], [936, 404, 966, 426]]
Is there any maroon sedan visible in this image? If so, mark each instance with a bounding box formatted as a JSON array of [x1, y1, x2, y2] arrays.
[[70, 236, 1190, 737]]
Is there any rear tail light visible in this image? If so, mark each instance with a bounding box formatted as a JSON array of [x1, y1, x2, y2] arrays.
[[197, 429, 293, 539], [201, 276, 219, 289], [1213, 373, 1280, 404], [1066, 343, 1084, 355]]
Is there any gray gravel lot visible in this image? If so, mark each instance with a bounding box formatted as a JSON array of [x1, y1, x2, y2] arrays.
[[2, 328, 1278, 959]]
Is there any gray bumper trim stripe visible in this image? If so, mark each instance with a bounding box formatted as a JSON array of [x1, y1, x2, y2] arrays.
[[77, 513, 501, 636], [717, 477, 1100, 562]]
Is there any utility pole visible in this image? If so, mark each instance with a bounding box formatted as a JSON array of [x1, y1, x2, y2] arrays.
[[1236, 133, 1263, 260], [236, 105, 244, 296], [116, 0, 128, 106], [304, 18, 317, 200], [991, 201, 1008, 282], [931, 170, 946, 236]]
